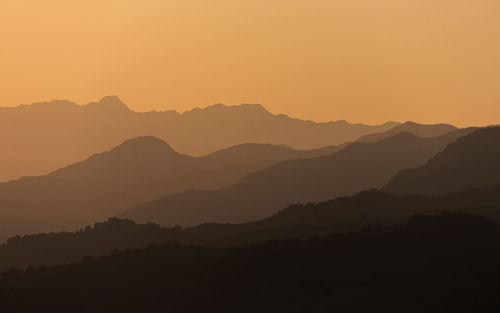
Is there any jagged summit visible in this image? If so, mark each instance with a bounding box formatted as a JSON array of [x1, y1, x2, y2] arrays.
[[16, 99, 78, 110], [13, 96, 130, 112]]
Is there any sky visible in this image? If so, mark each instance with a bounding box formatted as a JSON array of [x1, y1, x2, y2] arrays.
[[0, 0, 499, 127]]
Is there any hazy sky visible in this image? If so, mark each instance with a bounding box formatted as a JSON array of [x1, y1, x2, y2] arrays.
[[1, 0, 499, 126]]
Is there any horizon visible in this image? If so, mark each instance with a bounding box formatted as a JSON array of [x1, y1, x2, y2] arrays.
[[1, 1, 499, 127], [0, 95, 488, 128]]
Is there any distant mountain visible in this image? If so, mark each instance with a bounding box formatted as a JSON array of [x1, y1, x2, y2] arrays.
[[2, 211, 500, 313], [0, 137, 339, 241], [384, 127, 500, 196], [0, 96, 399, 182], [356, 121, 458, 142], [4, 183, 500, 271], [122, 129, 474, 227]]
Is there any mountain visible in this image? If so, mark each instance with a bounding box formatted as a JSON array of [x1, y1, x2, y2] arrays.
[[121, 129, 474, 227], [356, 121, 458, 142], [0, 96, 399, 182], [3, 183, 500, 271], [0, 137, 339, 241], [2, 211, 500, 313], [384, 127, 500, 196]]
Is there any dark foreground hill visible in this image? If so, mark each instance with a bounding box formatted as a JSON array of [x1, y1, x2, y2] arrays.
[[3, 185, 500, 271], [0, 137, 338, 241], [122, 129, 474, 226], [1, 211, 500, 313], [0, 96, 398, 181], [384, 127, 500, 196]]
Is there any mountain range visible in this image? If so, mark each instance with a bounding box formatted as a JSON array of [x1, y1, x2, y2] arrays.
[[3, 183, 500, 271], [2, 211, 500, 313], [0, 96, 399, 182], [357, 121, 457, 142], [121, 128, 475, 227], [384, 127, 500, 196], [0, 138, 339, 241], [0, 104, 499, 312]]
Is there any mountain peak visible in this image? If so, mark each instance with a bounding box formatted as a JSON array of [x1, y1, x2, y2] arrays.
[[238, 103, 273, 116], [99, 95, 123, 104], [112, 136, 176, 154], [238, 103, 267, 110], [183, 103, 271, 116], [85, 96, 130, 111], [399, 121, 420, 127]]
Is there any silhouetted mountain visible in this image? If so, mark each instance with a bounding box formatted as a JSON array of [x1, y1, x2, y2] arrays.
[[4, 184, 500, 271], [122, 129, 474, 227], [384, 127, 500, 196], [0, 137, 339, 241], [0, 96, 399, 181], [356, 121, 458, 142], [2, 211, 500, 313]]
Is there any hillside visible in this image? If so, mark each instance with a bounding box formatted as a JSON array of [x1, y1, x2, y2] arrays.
[[122, 129, 474, 226], [1, 212, 500, 313], [3, 184, 500, 271], [0, 137, 338, 241], [384, 127, 500, 196]]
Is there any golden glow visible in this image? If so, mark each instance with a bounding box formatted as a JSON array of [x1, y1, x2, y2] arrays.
[[1, 0, 499, 126]]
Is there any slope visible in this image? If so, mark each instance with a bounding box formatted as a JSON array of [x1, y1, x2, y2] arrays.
[[383, 127, 500, 196], [122, 129, 473, 226], [0, 137, 338, 241]]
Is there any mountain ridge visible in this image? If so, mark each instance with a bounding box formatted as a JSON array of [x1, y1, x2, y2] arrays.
[[121, 128, 475, 227], [0, 96, 401, 182], [2, 210, 500, 313], [357, 121, 457, 142], [3, 184, 500, 271], [383, 126, 500, 196], [0, 136, 343, 241]]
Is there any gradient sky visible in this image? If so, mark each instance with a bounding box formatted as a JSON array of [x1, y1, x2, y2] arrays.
[[1, 0, 499, 126]]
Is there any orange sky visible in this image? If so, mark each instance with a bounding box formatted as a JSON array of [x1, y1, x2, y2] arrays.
[[0, 0, 499, 126]]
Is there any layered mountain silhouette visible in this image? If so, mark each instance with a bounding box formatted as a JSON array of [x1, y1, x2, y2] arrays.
[[0, 137, 339, 241], [121, 128, 475, 227], [2, 211, 500, 313], [384, 127, 500, 196], [4, 184, 500, 271], [356, 121, 458, 142], [0, 96, 399, 182]]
